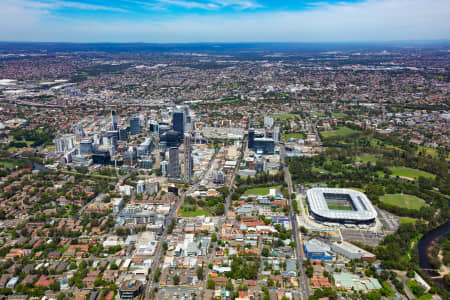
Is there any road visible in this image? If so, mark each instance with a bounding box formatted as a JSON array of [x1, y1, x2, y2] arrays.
[[144, 146, 218, 300], [281, 146, 310, 300], [224, 137, 246, 218]]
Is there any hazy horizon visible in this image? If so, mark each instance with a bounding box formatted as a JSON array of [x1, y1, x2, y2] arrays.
[[1, 0, 450, 43]]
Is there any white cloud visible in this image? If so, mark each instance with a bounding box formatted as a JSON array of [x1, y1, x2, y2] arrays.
[[0, 0, 449, 42]]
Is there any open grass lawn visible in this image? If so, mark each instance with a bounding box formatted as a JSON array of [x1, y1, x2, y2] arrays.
[[270, 114, 298, 120], [356, 154, 379, 163], [417, 294, 433, 300], [327, 204, 354, 211], [399, 217, 417, 224], [388, 166, 435, 180], [214, 98, 241, 105], [0, 161, 14, 168], [321, 126, 359, 138], [282, 132, 306, 140], [380, 194, 427, 210], [178, 207, 212, 217], [244, 186, 280, 196], [332, 112, 348, 117], [311, 113, 326, 117]]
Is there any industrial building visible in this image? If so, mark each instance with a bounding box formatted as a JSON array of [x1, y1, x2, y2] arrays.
[[331, 241, 376, 261], [304, 239, 334, 260]]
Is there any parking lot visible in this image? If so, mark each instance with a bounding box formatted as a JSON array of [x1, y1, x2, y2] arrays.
[[340, 229, 386, 247], [376, 208, 400, 232]]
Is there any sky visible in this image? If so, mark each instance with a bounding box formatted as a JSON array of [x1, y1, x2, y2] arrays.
[[0, 0, 449, 43]]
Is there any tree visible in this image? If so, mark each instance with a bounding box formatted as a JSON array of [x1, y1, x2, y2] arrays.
[[207, 278, 215, 290], [261, 247, 270, 257], [153, 268, 161, 282], [226, 279, 233, 291], [49, 281, 60, 291], [197, 266, 204, 280], [173, 275, 180, 285]]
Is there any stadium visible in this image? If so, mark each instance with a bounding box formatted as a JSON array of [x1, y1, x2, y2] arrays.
[[306, 188, 377, 225]]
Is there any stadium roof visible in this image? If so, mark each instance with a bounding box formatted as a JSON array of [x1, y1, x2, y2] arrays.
[[307, 188, 377, 222]]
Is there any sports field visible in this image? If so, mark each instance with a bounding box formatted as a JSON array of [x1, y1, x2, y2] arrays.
[[178, 207, 212, 217], [380, 194, 427, 210], [356, 154, 379, 163], [282, 132, 306, 140], [270, 114, 298, 119], [244, 186, 279, 196], [321, 126, 359, 138], [388, 167, 435, 180], [327, 204, 354, 211], [399, 217, 417, 224]]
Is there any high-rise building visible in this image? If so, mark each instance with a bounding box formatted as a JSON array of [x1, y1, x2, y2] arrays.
[[184, 133, 193, 182], [248, 129, 255, 150], [130, 117, 140, 135], [119, 128, 128, 141], [172, 111, 185, 136], [137, 180, 146, 194], [55, 134, 75, 154], [111, 110, 118, 130], [168, 147, 181, 178], [161, 160, 169, 177], [273, 126, 280, 143], [264, 116, 274, 128], [213, 171, 226, 185], [79, 139, 93, 155]]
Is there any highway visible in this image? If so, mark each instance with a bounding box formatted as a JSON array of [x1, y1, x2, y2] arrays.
[[281, 146, 310, 300]]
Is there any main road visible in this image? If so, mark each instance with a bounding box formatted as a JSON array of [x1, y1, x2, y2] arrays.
[[144, 145, 218, 300], [281, 146, 310, 300]]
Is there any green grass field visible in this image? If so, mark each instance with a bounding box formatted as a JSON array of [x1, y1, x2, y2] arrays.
[[282, 132, 306, 140], [178, 207, 212, 217], [269, 114, 298, 119], [311, 113, 326, 117], [327, 204, 354, 211], [388, 166, 435, 180], [356, 154, 379, 163], [380, 194, 427, 210], [417, 294, 433, 300], [332, 112, 348, 117], [0, 161, 14, 168], [244, 186, 279, 196], [399, 217, 417, 224], [321, 127, 359, 138]]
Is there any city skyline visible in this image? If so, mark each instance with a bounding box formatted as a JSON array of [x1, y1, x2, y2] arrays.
[[1, 0, 450, 42]]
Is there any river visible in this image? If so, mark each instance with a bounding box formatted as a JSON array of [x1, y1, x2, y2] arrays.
[[418, 219, 450, 270]]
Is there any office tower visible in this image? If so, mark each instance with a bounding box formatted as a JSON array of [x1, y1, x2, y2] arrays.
[[184, 133, 193, 182], [161, 160, 169, 177], [55, 134, 75, 154], [130, 117, 140, 135], [212, 171, 226, 185], [119, 128, 128, 141], [172, 111, 185, 136], [137, 138, 152, 157], [106, 130, 118, 147], [137, 180, 145, 194], [149, 121, 159, 135], [168, 147, 181, 178], [111, 110, 118, 130], [248, 129, 255, 150], [264, 116, 274, 128], [72, 123, 85, 139], [255, 157, 265, 173], [273, 126, 280, 143], [79, 139, 93, 155]]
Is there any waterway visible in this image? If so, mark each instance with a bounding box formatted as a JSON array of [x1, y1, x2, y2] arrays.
[[418, 219, 449, 269]]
